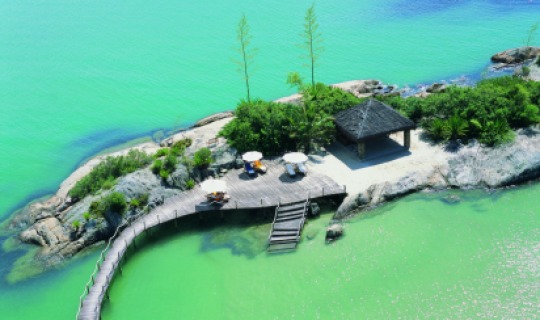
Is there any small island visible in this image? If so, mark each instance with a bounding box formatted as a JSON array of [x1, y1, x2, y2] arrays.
[[2, 47, 540, 319]]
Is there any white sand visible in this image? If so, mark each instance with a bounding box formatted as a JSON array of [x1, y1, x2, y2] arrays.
[[308, 130, 449, 196]]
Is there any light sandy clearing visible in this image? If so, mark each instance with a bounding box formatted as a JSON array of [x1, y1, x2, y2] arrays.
[[308, 130, 449, 196]]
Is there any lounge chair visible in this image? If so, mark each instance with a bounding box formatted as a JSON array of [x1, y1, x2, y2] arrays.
[[297, 162, 307, 175], [253, 160, 267, 173], [244, 161, 256, 176], [285, 163, 296, 177]]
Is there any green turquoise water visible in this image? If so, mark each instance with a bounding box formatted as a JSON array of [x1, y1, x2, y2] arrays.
[[101, 187, 540, 319], [1, 1, 539, 319]]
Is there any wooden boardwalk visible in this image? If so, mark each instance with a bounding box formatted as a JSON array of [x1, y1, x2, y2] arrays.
[[77, 162, 346, 320]]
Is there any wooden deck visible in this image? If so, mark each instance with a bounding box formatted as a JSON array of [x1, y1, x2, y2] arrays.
[[77, 162, 346, 320]]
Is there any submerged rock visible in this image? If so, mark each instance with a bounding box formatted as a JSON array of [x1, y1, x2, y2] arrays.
[[326, 223, 344, 241]]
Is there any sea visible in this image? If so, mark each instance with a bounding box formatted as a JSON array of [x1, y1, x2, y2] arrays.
[[0, 0, 539, 319]]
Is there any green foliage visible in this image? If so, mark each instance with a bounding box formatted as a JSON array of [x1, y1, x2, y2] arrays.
[[72, 220, 81, 229], [220, 83, 359, 154], [159, 168, 170, 179], [171, 138, 192, 154], [154, 148, 170, 158], [68, 150, 152, 200], [235, 14, 256, 102], [185, 179, 195, 190], [302, 3, 324, 86], [88, 192, 127, 218], [104, 192, 127, 214], [101, 178, 116, 190], [381, 76, 540, 146], [151, 159, 162, 174], [130, 193, 149, 208], [193, 148, 212, 168], [83, 212, 91, 221]]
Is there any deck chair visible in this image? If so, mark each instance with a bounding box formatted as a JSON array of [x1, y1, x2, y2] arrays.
[[297, 162, 307, 175], [253, 160, 267, 173], [244, 161, 256, 176], [285, 163, 296, 177]]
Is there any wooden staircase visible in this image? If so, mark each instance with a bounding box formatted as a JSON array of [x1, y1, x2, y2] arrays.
[[267, 200, 309, 252]]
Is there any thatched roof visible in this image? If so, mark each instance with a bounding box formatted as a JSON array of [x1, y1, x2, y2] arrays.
[[334, 99, 415, 142]]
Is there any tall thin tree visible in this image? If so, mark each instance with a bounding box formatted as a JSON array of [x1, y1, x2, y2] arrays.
[[302, 3, 324, 87], [235, 14, 256, 102]]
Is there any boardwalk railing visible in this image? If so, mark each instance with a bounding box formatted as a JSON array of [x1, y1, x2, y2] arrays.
[[76, 215, 138, 319], [77, 182, 347, 320]]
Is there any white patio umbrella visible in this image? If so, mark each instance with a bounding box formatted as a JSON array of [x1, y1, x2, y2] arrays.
[[282, 152, 308, 164], [200, 179, 227, 194], [242, 151, 263, 162]]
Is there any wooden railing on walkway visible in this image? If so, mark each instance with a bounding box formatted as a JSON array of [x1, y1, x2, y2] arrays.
[[77, 163, 346, 320]]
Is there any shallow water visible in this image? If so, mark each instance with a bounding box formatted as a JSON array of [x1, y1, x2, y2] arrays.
[[100, 187, 540, 319], [1, 0, 539, 319]]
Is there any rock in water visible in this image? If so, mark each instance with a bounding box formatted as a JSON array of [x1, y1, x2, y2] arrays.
[[326, 223, 344, 241], [491, 47, 540, 64]]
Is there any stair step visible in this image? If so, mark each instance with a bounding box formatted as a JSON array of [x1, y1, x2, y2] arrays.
[[276, 214, 304, 222], [277, 209, 305, 218], [271, 230, 298, 237], [270, 235, 298, 243], [273, 219, 303, 231], [268, 243, 297, 252], [277, 202, 306, 213]]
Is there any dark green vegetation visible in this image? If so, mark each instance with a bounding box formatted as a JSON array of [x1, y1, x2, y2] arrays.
[[129, 193, 149, 209], [88, 192, 127, 218], [69, 150, 152, 200], [220, 82, 360, 154], [151, 138, 192, 179], [193, 148, 213, 168], [380, 77, 540, 145]]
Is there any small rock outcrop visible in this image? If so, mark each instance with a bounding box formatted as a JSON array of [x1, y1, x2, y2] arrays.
[[491, 46, 540, 64], [326, 223, 344, 241]]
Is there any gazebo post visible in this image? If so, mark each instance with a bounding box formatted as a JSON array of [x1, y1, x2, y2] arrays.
[[357, 142, 366, 159], [404, 130, 411, 149]]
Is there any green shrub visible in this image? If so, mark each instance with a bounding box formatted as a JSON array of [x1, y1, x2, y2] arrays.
[[193, 148, 212, 168], [164, 153, 178, 171], [130, 193, 149, 208], [89, 192, 127, 217], [101, 178, 116, 190], [83, 212, 91, 221], [103, 192, 127, 215], [154, 148, 170, 158], [185, 179, 195, 190], [72, 220, 81, 229], [381, 76, 540, 146], [151, 159, 162, 174], [172, 138, 192, 151], [159, 169, 170, 179], [68, 150, 152, 200]]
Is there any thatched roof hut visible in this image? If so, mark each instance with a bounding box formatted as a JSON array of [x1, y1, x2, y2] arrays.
[[334, 99, 415, 158]]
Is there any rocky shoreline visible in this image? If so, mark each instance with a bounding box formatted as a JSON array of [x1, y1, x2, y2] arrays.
[[3, 47, 540, 280]]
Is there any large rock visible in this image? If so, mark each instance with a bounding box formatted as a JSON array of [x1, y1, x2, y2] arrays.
[[491, 47, 540, 64], [336, 127, 540, 219], [115, 168, 161, 199], [19, 217, 69, 247], [193, 112, 234, 127]]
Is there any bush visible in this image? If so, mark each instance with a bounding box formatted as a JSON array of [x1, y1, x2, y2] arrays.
[[220, 81, 359, 154], [151, 159, 162, 174], [185, 179, 195, 190], [83, 212, 91, 221], [104, 192, 127, 214], [88, 192, 127, 217], [193, 148, 212, 168], [130, 193, 149, 208], [72, 220, 81, 229], [381, 76, 540, 146], [153, 148, 170, 158], [69, 150, 152, 200]]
